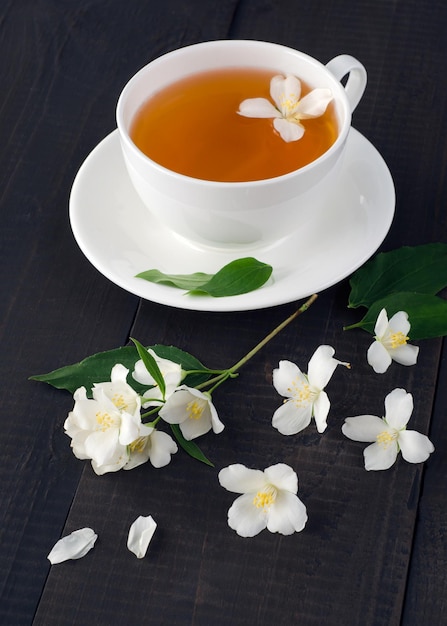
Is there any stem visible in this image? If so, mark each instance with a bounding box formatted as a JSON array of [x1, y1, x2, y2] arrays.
[[141, 409, 161, 421], [196, 293, 318, 390]]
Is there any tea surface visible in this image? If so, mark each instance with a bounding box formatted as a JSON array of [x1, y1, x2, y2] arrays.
[[131, 68, 338, 182]]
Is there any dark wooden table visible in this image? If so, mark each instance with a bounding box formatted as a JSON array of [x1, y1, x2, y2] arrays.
[[1, 1, 446, 624]]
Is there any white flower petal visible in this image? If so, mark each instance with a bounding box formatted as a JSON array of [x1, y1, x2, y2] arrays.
[[342, 415, 386, 442], [220, 464, 307, 538], [178, 416, 210, 440], [389, 343, 419, 366], [119, 412, 142, 446], [270, 74, 301, 113], [227, 493, 267, 537], [238, 97, 280, 118], [68, 432, 91, 460], [68, 395, 102, 432], [384, 388, 413, 429], [84, 428, 121, 466], [123, 441, 150, 471], [218, 464, 266, 494], [367, 339, 392, 373], [208, 399, 225, 435], [398, 430, 434, 463], [374, 308, 389, 337], [307, 345, 343, 390], [312, 390, 330, 433], [295, 88, 333, 118], [388, 311, 411, 336], [91, 455, 128, 475], [266, 491, 307, 534], [272, 400, 312, 435], [158, 387, 191, 424], [263, 463, 298, 493], [273, 117, 304, 142], [364, 441, 399, 470], [127, 515, 157, 558], [273, 361, 306, 398], [110, 363, 130, 384], [47, 528, 97, 564], [147, 430, 178, 468], [160, 386, 223, 440]]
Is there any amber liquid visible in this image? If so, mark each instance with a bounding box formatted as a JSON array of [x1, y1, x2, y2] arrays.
[[131, 68, 338, 182]]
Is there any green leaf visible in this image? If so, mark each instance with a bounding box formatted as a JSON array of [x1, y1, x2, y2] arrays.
[[131, 338, 165, 398], [30, 346, 142, 395], [30, 344, 210, 395], [135, 269, 213, 290], [136, 257, 273, 297], [188, 257, 273, 297], [345, 292, 447, 340], [348, 243, 447, 309], [169, 424, 214, 466]]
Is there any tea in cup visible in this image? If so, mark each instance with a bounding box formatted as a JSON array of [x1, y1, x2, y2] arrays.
[[116, 40, 367, 246]]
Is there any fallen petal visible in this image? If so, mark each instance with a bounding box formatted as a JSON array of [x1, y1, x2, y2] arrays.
[[127, 515, 157, 558], [47, 528, 97, 564]]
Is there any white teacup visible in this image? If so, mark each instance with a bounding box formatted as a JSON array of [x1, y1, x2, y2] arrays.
[[116, 40, 366, 247]]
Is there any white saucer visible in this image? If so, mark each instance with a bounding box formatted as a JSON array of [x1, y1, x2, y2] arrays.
[[69, 129, 395, 312]]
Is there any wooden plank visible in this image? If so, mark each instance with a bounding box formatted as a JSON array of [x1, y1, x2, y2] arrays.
[[402, 337, 447, 624], [0, 3, 142, 623], [33, 0, 447, 620]]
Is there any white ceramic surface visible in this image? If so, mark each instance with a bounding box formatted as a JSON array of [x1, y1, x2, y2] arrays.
[[116, 40, 367, 246], [69, 128, 395, 312]]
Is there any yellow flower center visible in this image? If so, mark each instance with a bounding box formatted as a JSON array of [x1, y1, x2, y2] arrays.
[[187, 399, 205, 420], [95, 411, 116, 431], [376, 429, 398, 448], [287, 378, 314, 407], [129, 436, 147, 453], [253, 486, 277, 511], [111, 393, 128, 411], [389, 332, 409, 349]]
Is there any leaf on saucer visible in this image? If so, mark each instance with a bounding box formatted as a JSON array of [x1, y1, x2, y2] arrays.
[[30, 344, 210, 395], [135, 257, 272, 297], [348, 243, 447, 309], [187, 257, 273, 297], [135, 269, 213, 290], [345, 292, 447, 340]]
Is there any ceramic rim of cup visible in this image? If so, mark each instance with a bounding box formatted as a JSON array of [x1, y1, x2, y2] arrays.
[[116, 40, 352, 188]]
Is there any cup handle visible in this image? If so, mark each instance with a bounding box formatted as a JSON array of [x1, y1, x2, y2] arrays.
[[325, 55, 367, 112]]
